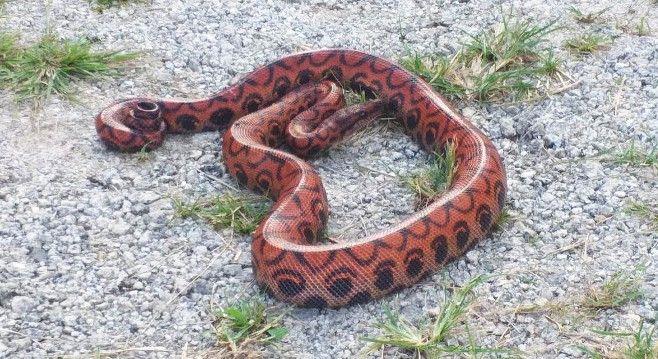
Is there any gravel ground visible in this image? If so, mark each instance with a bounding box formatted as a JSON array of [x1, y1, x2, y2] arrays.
[[1, 0, 657, 358]]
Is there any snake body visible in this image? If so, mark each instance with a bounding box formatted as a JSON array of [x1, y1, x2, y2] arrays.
[[95, 49, 507, 308]]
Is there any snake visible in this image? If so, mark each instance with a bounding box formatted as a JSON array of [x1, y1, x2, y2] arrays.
[[95, 49, 507, 308]]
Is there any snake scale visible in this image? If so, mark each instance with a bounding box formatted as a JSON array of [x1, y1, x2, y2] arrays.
[[95, 49, 507, 308]]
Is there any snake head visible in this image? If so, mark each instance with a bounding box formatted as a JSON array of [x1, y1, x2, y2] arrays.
[[95, 98, 166, 152]]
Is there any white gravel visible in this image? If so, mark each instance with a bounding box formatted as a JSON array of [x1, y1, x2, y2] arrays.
[[1, 0, 656, 358]]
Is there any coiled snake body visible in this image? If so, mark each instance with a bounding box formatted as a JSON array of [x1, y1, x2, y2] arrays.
[[96, 49, 507, 308]]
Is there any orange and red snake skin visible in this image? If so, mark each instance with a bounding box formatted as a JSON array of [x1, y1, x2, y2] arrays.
[[95, 49, 507, 308]]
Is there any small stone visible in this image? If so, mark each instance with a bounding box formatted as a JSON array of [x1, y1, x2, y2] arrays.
[[499, 118, 516, 138], [11, 296, 37, 313], [109, 220, 131, 236], [138, 191, 161, 204]]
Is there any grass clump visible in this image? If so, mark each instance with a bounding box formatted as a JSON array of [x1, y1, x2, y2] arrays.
[[580, 319, 657, 359], [94, 0, 130, 6], [610, 142, 658, 167], [136, 142, 153, 162], [568, 6, 610, 24], [617, 16, 653, 37], [492, 209, 512, 232], [363, 275, 508, 357], [92, 0, 145, 11], [212, 298, 287, 353], [514, 266, 646, 324], [565, 34, 611, 54], [635, 17, 651, 37], [405, 142, 458, 208], [0, 33, 20, 64], [173, 193, 270, 235], [581, 267, 645, 311], [343, 88, 369, 106], [625, 202, 658, 231], [400, 10, 572, 102], [0, 33, 136, 104], [399, 53, 466, 98]]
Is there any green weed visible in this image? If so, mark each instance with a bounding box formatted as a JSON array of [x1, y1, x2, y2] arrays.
[[568, 6, 610, 24], [565, 34, 611, 54], [581, 267, 645, 311], [363, 276, 509, 357], [405, 142, 458, 208], [213, 298, 287, 353], [625, 202, 658, 231], [611, 142, 657, 167], [173, 193, 270, 235], [580, 319, 657, 358], [0, 33, 136, 104], [401, 10, 570, 102]]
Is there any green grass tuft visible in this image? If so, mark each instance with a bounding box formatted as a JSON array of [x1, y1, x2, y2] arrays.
[[538, 51, 561, 76], [581, 319, 657, 358], [399, 53, 466, 98], [625, 201, 658, 230], [173, 193, 270, 235], [617, 16, 653, 37], [136, 142, 153, 162], [492, 209, 511, 232], [610, 142, 658, 167], [458, 14, 557, 66], [0, 33, 19, 64], [362, 275, 509, 357], [212, 298, 287, 353], [564, 34, 611, 54], [343, 88, 369, 106], [635, 17, 651, 37], [92, 0, 143, 10], [581, 267, 645, 311], [404, 142, 458, 208], [621, 321, 657, 359], [401, 10, 569, 102], [0, 33, 136, 104], [568, 6, 610, 24]]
